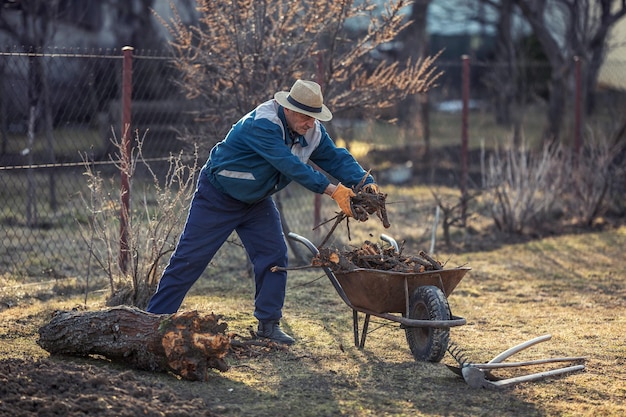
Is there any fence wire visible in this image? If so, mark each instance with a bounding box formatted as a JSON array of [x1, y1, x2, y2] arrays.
[[1, 47, 624, 279]]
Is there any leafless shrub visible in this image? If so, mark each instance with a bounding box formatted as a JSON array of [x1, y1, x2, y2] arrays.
[[481, 139, 564, 234], [481, 125, 625, 234], [78, 130, 199, 308], [562, 130, 626, 226], [430, 188, 481, 248]]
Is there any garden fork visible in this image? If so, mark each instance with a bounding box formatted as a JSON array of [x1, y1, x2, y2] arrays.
[[447, 334, 586, 389]]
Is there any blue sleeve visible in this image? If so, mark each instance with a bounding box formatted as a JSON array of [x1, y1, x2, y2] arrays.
[[309, 125, 375, 187], [244, 119, 331, 194]]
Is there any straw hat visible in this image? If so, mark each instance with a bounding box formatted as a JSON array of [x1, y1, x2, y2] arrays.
[[274, 80, 333, 121]]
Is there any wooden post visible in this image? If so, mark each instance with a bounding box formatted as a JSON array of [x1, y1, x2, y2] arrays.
[[119, 46, 133, 274], [314, 52, 324, 237]]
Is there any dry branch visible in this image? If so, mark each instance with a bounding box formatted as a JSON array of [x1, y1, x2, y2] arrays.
[[317, 178, 391, 248], [311, 241, 443, 274], [351, 189, 391, 228], [418, 250, 443, 270]]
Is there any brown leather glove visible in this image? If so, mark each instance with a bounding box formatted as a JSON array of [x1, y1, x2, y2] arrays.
[[331, 183, 356, 217], [363, 183, 379, 194]]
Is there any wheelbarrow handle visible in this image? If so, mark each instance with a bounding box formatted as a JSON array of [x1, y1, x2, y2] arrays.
[[287, 233, 355, 309], [380, 234, 399, 253], [287, 232, 320, 256]]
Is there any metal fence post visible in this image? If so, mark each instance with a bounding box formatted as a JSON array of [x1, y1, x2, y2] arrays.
[[574, 56, 582, 161], [460, 55, 470, 225], [119, 46, 133, 274]]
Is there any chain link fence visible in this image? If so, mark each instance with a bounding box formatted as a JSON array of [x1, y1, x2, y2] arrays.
[[0, 47, 401, 280], [2, 48, 185, 279], [1, 47, 624, 279]]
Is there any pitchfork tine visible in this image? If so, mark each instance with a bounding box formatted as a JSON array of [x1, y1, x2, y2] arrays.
[[448, 342, 470, 366]]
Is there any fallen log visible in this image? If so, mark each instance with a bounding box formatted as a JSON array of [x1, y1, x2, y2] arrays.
[[37, 306, 231, 381]]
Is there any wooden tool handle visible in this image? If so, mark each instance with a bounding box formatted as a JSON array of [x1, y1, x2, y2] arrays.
[[488, 334, 552, 363]]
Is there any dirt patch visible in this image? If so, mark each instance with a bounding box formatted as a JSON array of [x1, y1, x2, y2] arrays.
[[0, 357, 217, 417]]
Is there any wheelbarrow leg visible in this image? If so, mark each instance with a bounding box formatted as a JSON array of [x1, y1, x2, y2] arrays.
[[352, 310, 371, 349], [360, 314, 371, 349], [353, 310, 359, 347]]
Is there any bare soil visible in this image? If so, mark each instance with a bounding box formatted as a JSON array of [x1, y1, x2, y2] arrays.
[[0, 357, 216, 417]]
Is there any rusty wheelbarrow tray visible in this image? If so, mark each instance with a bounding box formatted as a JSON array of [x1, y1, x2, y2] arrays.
[[288, 232, 469, 362]]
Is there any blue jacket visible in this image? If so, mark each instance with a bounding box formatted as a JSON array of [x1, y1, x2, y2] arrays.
[[202, 99, 374, 204]]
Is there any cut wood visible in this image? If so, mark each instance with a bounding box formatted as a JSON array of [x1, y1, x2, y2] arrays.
[[311, 241, 443, 274], [315, 176, 391, 248], [418, 250, 443, 270], [351, 188, 391, 228], [37, 306, 231, 381]]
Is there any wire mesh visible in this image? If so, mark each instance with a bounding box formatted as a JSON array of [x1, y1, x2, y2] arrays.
[[1, 47, 624, 279]]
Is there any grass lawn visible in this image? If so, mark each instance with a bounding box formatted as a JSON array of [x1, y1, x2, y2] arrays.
[[0, 183, 624, 417]]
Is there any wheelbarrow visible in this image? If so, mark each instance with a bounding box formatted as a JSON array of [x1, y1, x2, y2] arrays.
[[287, 232, 470, 362]]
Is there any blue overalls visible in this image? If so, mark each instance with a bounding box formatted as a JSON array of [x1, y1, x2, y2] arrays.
[[146, 100, 373, 321], [146, 175, 288, 321]]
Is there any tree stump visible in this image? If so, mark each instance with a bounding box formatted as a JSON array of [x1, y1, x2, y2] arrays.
[[37, 306, 231, 381]]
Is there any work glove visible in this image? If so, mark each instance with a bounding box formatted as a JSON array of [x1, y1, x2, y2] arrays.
[[363, 183, 379, 194], [331, 183, 356, 217]]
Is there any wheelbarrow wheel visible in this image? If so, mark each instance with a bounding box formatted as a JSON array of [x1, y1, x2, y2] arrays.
[[405, 285, 450, 362]]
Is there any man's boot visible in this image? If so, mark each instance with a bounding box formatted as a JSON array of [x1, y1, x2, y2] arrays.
[[257, 320, 295, 345]]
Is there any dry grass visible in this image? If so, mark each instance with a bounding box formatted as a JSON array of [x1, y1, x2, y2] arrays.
[[0, 186, 624, 417]]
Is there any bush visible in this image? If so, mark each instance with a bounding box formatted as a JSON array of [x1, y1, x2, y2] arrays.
[[79, 131, 199, 308], [482, 139, 564, 234], [561, 131, 626, 226], [481, 130, 626, 234]]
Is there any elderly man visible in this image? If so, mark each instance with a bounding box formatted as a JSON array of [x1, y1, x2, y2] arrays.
[[146, 79, 378, 344]]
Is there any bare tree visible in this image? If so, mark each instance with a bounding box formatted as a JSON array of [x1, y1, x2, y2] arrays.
[[156, 0, 442, 151], [513, 0, 626, 145], [0, 0, 61, 225], [574, 0, 626, 116], [396, 0, 433, 160], [485, 1, 518, 124]]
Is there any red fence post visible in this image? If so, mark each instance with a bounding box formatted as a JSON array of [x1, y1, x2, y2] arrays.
[[460, 55, 470, 224], [119, 46, 133, 274]]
